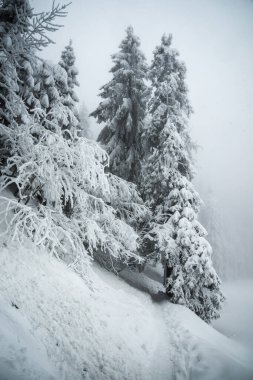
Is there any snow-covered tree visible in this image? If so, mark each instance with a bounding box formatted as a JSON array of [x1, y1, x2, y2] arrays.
[[59, 40, 79, 101], [31, 60, 79, 139], [0, 0, 69, 162], [90, 26, 149, 183], [0, 123, 148, 273], [0, 1, 78, 214], [29, 42, 80, 139], [141, 35, 224, 322], [0, 3, 149, 276], [79, 102, 91, 138], [58, 40, 80, 137], [0, 0, 33, 129]]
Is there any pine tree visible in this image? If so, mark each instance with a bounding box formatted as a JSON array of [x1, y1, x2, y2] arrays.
[[90, 26, 149, 183], [0, 3, 149, 276], [79, 102, 91, 138], [0, 0, 33, 129], [59, 40, 80, 138], [59, 40, 79, 101], [0, 0, 69, 163], [32, 60, 79, 138], [141, 35, 224, 322]]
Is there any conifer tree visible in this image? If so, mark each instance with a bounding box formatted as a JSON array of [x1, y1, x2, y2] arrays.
[[58, 40, 80, 137], [79, 102, 91, 138], [0, 0, 33, 129], [59, 40, 79, 102], [90, 26, 149, 183], [0, 0, 69, 160], [31, 60, 79, 138], [141, 35, 224, 322], [0, 3, 149, 276]]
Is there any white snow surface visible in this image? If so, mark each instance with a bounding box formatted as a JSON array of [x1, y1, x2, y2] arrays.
[[0, 243, 253, 380]]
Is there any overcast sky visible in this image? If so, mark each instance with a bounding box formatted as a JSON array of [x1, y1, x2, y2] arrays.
[[32, 0, 253, 264]]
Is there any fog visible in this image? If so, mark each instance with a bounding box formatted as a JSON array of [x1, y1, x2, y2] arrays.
[[32, 0, 253, 279]]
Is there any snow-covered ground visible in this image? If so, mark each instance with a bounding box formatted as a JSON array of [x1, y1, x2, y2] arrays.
[[0, 241, 253, 380], [213, 279, 253, 358]]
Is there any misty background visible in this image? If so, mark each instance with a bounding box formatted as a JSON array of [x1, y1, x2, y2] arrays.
[[32, 0, 253, 279]]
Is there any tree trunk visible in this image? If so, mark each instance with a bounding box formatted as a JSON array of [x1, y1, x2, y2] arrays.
[[164, 262, 173, 298]]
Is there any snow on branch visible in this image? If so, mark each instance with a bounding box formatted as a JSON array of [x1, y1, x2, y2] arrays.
[[0, 195, 91, 277], [0, 120, 146, 275]]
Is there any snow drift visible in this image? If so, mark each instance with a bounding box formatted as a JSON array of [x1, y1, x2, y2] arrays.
[[0, 240, 252, 380]]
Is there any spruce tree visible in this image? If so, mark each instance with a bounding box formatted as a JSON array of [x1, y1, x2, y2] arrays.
[[79, 102, 91, 138], [141, 35, 224, 322], [0, 0, 69, 162], [59, 40, 79, 100], [0, 3, 149, 275], [90, 26, 149, 183], [58, 40, 80, 138], [0, 0, 33, 129]]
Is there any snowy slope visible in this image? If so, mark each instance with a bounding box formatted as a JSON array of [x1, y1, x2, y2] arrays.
[[0, 244, 171, 380], [0, 241, 253, 380], [122, 266, 253, 380]]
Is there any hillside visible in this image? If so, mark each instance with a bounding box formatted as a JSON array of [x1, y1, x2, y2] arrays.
[[0, 241, 252, 380]]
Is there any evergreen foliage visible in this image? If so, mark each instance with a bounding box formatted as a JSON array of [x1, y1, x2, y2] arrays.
[[0, 1, 224, 322], [59, 40, 80, 137], [0, 0, 69, 158], [79, 102, 91, 138], [140, 35, 224, 322], [0, 2, 148, 277], [91, 26, 149, 183]]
